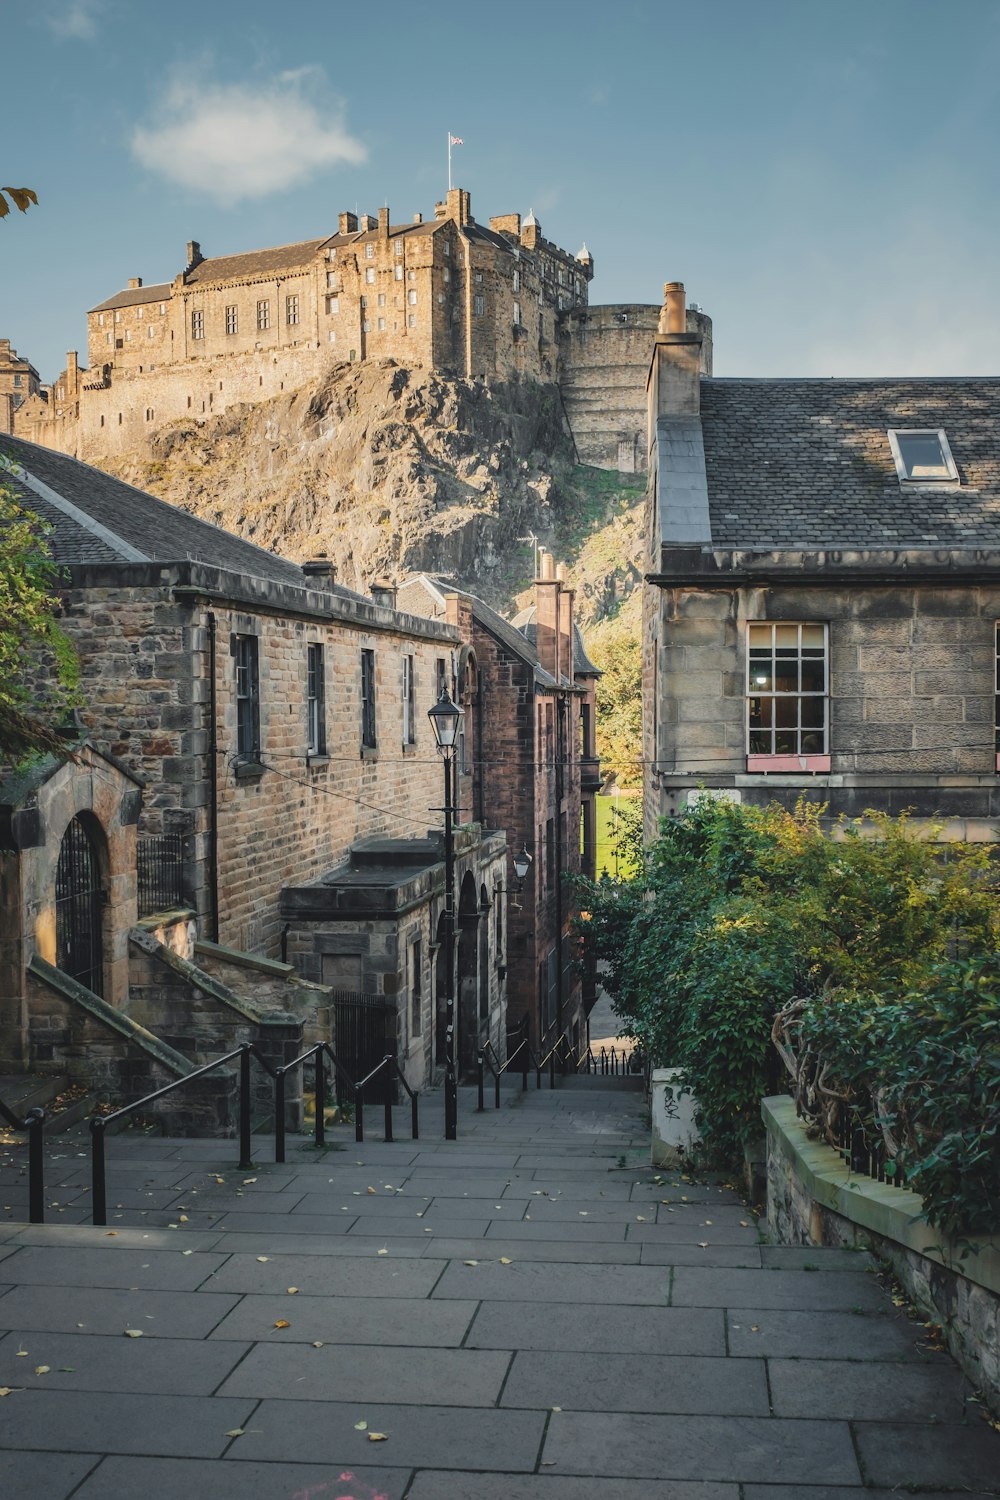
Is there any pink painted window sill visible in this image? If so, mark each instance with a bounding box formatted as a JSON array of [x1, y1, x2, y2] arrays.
[[746, 754, 831, 774]]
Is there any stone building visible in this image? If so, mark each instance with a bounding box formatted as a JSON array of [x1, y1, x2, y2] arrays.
[[1, 433, 509, 1091], [12, 187, 712, 472], [0, 338, 41, 434], [643, 280, 1000, 840], [398, 556, 601, 1052]]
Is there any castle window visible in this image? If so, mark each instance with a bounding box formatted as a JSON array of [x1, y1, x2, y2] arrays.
[[539, 314, 544, 339], [513, 301, 521, 326], [408, 290, 417, 305], [326, 271, 339, 290], [474, 270, 483, 283], [115, 338, 124, 350], [361, 649, 377, 750], [394, 265, 403, 281], [443, 240, 451, 256], [191, 310, 204, 340], [377, 293, 386, 307], [115, 311, 121, 322], [365, 243, 375, 259], [125, 330, 131, 341], [137, 307, 144, 319], [327, 248, 336, 261], [148, 325, 155, 338], [377, 317, 386, 330], [145, 407, 154, 421], [513, 269, 521, 292], [443, 267, 451, 283], [225, 304, 238, 335], [366, 267, 376, 284], [408, 313, 416, 328], [394, 240, 404, 257], [363, 320, 371, 333], [106, 333, 112, 345], [328, 330, 337, 343], [326, 296, 339, 315], [13, 373, 21, 386], [99, 414, 105, 427], [408, 270, 416, 281], [474, 295, 485, 316], [159, 303, 166, 314], [286, 294, 299, 325], [307, 643, 326, 757], [98, 314, 104, 326], [361, 296, 367, 309], [257, 300, 270, 331]]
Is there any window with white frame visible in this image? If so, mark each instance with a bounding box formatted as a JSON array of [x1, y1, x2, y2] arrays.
[[377, 292, 386, 307], [366, 267, 376, 284], [407, 313, 416, 327], [326, 296, 339, 315], [394, 240, 404, 257], [888, 428, 959, 485], [235, 635, 260, 761], [402, 653, 416, 745], [365, 242, 375, 259], [394, 265, 403, 281], [473, 294, 485, 316], [191, 310, 204, 340], [225, 304, 238, 335], [257, 300, 270, 330], [407, 289, 417, 305], [513, 269, 521, 292], [513, 300, 521, 326], [361, 649, 377, 750], [409, 936, 422, 1037], [747, 622, 828, 757], [286, 294, 299, 325], [377, 317, 386, 330]]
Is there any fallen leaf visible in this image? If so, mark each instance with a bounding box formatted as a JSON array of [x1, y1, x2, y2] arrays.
[[368, 1432, 388, 1442], [0, 1387, 14, 1397], [182, 1250, 193, 1256], [739, 1220, 749, 1227], [312, 1341, 324, 1348], [635, 1216, 646, 1223], [551, 1405, 562, 1412], [698, 1242, 710, 1249], [499, 1257, 513, 1265], [105, 1231, 118, 1237], [225, 1428, 245, 1438], [464, 1260, 479, 1266], [34, 1365, 50, 1375], [243, 1178, 257, 1185], [750, 1324, 760, 1332], [377, 1249, 388, 1257], [287, 1287, 299, 1295], [273, 1320, 291, 1329], [178, 1215, 189, 1223], [256, 1256, 270, 1263], [15, 1349, 27, 1358], [704, 1220, 713, 1226], [367, 1187, 377, 1195], [354, 1420, 368, 1430], [124, 1330, 143, 1339]]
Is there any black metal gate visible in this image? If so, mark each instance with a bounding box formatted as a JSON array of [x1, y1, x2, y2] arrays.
[[333, 991, 396, 1104], [55, 816, 103, 996], [137, 833, 186, 917]]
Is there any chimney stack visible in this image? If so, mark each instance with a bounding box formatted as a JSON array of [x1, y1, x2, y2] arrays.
[[127, 277, 143, 290], [534, 548, 562, 683], [378, 206, 390, 238], [339, 211, 358, 235], [185, 241, 202, 271], [302, 556, 337, 591], [647, 278, 705, 435], [659, 281, 687, 335]]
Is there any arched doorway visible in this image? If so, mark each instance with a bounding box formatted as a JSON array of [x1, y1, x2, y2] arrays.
[[55, 815, 104, 996], [457, 872, 480, 1076]]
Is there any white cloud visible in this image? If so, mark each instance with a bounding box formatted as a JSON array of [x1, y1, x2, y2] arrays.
[[47, 0, 103, 40], [131, 69, 366, 204]]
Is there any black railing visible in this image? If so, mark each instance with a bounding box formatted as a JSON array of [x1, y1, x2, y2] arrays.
[[577, 1044, 639, 1077], [834, 1104, 907, 1189], [274, 1041, 360, 1161], [90, 1041, 273, 1225], [137, 833, 187, 917], [355, 1055, 418, 1144], [477, 1041, 502, 1111], [0, 1096, 46, 1224]]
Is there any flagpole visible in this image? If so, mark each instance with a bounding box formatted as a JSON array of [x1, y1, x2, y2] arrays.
[[448, 130, 452, 191]]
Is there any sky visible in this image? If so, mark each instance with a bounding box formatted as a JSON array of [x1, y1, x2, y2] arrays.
[[4, 0, 1000, 384]]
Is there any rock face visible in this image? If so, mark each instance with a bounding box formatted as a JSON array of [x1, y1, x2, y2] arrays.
[[104, 359, 614, 613]]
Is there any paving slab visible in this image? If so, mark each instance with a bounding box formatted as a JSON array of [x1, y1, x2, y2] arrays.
[[430, 1237, 643, 1264], [7, 1224, 227, 1252], [234, 1396, 546, 1469], [204, 1252, 445, 1296], [0, 1388, 257, 1457], [208, 1293, 477, 1346], [72, 1456, 411, 1500], [759, 1245, 874, 1270], [726, 1307, 929, 1361], [0, 1244, 229, 1290], [347, 1214, 493, 1239], [433, 1258, 669, 1304], [203, 1212, 361, 1235], [0, 1283, 240, 1338], [484, 1217, 627, 1242], [0, 1450, 98, 1499], [853, 1420, 1000, 1490], [627, 1217, 757, 1243], [468, 1301, 726, 1355], [769, 1355, 967, 1421], [541, 1410, 862, 1485], [501, 1349, 769, 1415], [672, 1266, 884, 1310], [639, 1245, 762, 1267], [212, 1231, 429, 1258], [0, 1328, 250, 1395], [217, 1341, 512, 1405], [745, 1489, 996, 1500], [407, 1476, 738, 1500]]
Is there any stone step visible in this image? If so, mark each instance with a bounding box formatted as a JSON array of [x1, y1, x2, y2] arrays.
[[0, 1072, 71, 1119]]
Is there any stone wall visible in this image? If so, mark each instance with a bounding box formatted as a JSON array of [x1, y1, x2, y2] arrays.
[[764, 1095, 1000, 1413], [649, 579, 1000, 826]]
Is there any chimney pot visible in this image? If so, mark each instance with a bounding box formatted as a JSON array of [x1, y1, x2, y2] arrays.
[[660, 281, 686, 335]]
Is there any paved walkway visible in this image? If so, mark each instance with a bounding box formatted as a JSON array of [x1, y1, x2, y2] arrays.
[[1, 1079, 999, 1498]]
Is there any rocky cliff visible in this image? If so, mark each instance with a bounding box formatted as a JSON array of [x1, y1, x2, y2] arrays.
[[103, 358, 644, 624]]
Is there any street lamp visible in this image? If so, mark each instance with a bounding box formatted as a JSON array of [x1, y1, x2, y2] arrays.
[[428, 687, 461, 1140], [512, 844, 533, 887]]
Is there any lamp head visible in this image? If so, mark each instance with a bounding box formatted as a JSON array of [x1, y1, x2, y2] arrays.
[[512, 844, 532, 883], [427, 687, 461, 750]]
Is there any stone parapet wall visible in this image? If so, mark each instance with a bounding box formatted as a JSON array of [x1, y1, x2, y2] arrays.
[[764, 1094, 1000, 1413]]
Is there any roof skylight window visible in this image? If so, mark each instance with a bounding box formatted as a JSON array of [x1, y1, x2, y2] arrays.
[[888, 428, 959, 485]]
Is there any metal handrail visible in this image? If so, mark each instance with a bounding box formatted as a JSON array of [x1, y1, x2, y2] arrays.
[[89, 1041, 274, 1225], [537, 1030, 570, 1086], [354, 1054, 418, 1144], [274, 1041, 357, 1162], [0, 1096, 46, 1224], [505, 1035, 544, 1091], [476, 1041, 502, 1111]]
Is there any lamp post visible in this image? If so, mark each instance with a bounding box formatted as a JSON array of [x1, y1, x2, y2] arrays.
[[428, 687, 461, 1140]]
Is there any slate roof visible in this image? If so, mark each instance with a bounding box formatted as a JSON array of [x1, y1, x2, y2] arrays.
[[89, 283, 173, 313], [699, 378, 1000, 549], [183, 238, 329, 286], [0, 433, 310, 588], [510, 607, 601, 676], [396, 575, 559, 688]]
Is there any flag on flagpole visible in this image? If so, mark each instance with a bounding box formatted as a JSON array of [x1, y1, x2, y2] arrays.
[[449, 134, 464, 146]]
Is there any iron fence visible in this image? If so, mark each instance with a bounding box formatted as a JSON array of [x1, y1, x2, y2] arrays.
[[137, 833, 187, 917]]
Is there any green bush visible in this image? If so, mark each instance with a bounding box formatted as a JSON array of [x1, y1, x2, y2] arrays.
[[571, 797, 1000, 1231]]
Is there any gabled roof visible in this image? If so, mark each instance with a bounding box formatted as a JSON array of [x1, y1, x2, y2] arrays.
[[0, 433, 310, 588], [183, 237, 329, 286], [89, 283, 173, 314], [697, 377, 1000, 549], [511, 606, 601, 676]]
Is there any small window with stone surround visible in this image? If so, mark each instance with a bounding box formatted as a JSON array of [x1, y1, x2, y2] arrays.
[[225, 304, 238, 335], [408, 313, 416, 328], [747, 621, 829, 770], [394, 265, 403, 281], [395, 240, 404, 257], [235, 634, 261, 762], [286, 294, 299, 325], [402, 653, 416, 746], [366, 267, 376, 284], [473, 295, 485, 316], [191, 310, 204, 340], [888, 429, 959, 486], [361, 649, 377, 751], [257, 300, 270, 331], [365, 242, 375, 259], [307, 643, 326, 757], [408, 290, 417, 305]]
